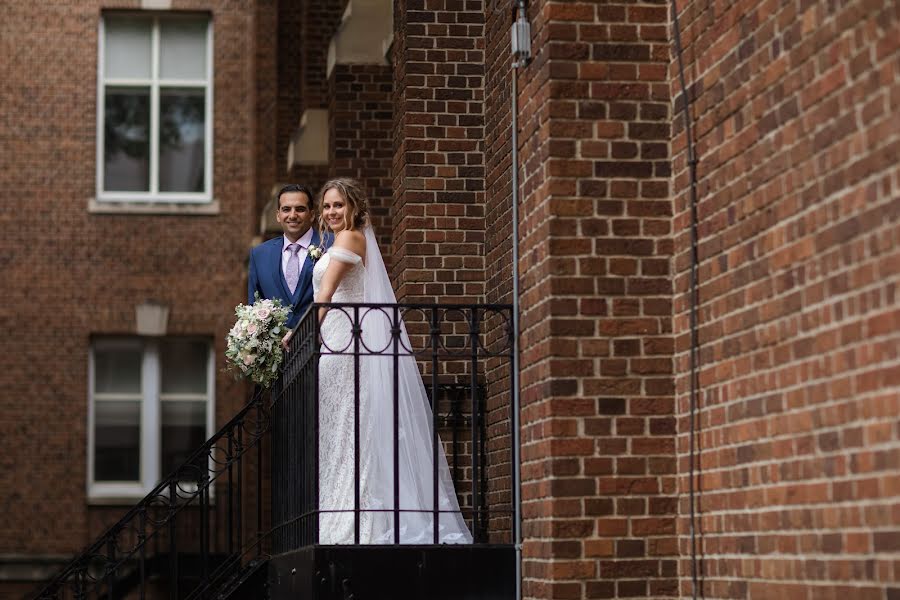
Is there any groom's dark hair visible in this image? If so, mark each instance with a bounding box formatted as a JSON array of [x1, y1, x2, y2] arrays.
[[276, 184, 315, 211]]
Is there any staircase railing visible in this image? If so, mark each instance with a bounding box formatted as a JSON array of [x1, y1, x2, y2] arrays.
[[30, 301, 514, 600], [31, 387, 272, 600]]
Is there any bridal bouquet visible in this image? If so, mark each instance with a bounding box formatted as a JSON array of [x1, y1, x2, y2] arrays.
[[225, 296, 291, 388]]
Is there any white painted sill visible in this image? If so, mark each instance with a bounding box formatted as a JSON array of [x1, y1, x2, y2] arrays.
[[89, 197, 221, 216]]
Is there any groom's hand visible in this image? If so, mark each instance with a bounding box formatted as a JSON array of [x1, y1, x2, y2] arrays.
[[282, 328, 294, 352]]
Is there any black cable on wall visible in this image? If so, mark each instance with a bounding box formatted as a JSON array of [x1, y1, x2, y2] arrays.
[[669, 1, 702, 598]]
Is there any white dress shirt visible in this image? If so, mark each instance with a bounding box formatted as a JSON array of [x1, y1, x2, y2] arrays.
[[281, 227, 314, 276]]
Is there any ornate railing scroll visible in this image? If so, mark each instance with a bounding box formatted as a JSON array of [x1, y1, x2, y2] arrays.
[[271, 302, 514, 550], [31, 389, 272, 600]]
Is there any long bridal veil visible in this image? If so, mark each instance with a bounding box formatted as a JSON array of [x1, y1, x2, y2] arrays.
[[357, 225, 472, 544]]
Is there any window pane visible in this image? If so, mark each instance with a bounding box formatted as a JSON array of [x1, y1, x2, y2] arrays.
[[161, 401, 207, 478], [95, 401, 141, 481], [159, 88, 205, 193], [94, 348, 142, 394], [159, 19, 207, 80], [161, 340, 208, 394], [104, 17, 152, 80], [104, 87, 150, 192]]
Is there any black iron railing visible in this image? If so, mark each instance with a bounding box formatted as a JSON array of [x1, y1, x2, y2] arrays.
[[32, 389, 271, 600], [31, 302, 513, 599], [271, 303, 514, 551]]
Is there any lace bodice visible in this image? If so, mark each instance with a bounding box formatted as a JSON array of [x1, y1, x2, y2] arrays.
[[312, 251, 365, 302]]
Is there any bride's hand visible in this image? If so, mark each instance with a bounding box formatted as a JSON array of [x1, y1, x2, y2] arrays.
[[282, 328, 294, 351]]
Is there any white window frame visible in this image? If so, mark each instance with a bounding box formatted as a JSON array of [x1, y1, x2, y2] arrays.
[[96, 12, 214, 204], [87, 337, 215, 501]]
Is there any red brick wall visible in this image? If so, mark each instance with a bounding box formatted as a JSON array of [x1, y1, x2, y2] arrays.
[[390, 0, 487, 304], [514, 1, 677, 598], [275, 0, 304, 191], [483, 2, 517, 542], [283, 0, 343, 200], [0, 0, 261, 576], [485, 4, 515, 308], [671, 1, 900, 598], [301, 0, 343, 111], [255, 1, 279, 216], [328, 64, 395, 261]]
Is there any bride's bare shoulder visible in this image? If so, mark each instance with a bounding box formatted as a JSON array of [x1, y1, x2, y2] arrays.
[[333, 229, 366, 257]]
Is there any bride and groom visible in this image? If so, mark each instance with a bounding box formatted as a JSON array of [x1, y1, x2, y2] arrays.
[[248, 179, 472, 545]]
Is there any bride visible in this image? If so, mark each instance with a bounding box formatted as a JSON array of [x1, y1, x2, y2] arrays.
[[312, 178, 472, 545]]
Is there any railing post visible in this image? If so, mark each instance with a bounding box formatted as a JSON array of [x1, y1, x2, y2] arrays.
[[431, 307, 440, 544], [227, 433, 234, 555], [392, 305, 401, 544], [200, 471, 209, 582], [257, 401, 264, 557], [272, 378, 282, 553], [106, 537, 115, 600], [236, 423, 243, 554], [312, 306, 321, 545], [139, 508, 147, 600], [353, 306, 361, 545], [169, 480, 178, 600], [75, 566, 86, 600], [469, 307, 482, 541], [451, 387, 460, 485]]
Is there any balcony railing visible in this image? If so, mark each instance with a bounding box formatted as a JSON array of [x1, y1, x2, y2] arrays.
[[271, 302, 515, 551], [30, 301, 514, 600]]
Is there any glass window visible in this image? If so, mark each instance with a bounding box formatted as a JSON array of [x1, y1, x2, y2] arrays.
[[159, 88, 206, 193], [90, 338, 212, 498], [161, 401, 208, 478], [104, 87, 151, 192], [94, 348, 142, 394], [98, 14, 211, 201], [161, 339, 209, 394], [104, 16, 152, 79], [94, 400, 141, 481], [159, 19, 207, 80]]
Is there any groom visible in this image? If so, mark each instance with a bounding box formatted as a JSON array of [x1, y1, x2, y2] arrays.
[[248, 184, 321, 330]]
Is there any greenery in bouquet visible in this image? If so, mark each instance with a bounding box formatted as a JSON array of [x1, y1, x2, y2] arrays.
[[225, 295, 291, 388]]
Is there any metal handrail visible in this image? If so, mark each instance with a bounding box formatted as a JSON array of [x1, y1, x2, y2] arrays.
[[31, 390, 271, 599], [30, 301, 515, 599], [270, 302, 515, 550]]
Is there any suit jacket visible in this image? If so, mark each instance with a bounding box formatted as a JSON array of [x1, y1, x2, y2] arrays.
[[248, 230, 321, 329]]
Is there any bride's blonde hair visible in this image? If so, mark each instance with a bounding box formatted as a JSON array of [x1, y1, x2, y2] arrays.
[[318, 178, 369, 233]]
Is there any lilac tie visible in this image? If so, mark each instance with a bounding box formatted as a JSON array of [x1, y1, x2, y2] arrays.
[[285, 243, 301, 294]]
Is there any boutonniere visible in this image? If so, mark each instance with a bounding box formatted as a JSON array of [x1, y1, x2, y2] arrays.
[[307, 245, 324, 262]]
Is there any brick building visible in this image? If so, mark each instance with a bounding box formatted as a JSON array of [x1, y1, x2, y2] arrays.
[[1, 0, 898, 599]]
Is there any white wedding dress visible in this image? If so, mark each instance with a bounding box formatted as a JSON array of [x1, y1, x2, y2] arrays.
[[312, 227, 472, 545]]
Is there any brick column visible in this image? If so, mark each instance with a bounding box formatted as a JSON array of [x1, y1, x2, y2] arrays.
[[391, 0, 486, 303], [513, 1, 677, 598], [328, 64, 394, 262]]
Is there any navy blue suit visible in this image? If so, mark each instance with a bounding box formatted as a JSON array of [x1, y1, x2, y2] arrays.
[[248, 230, 321, 329]]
